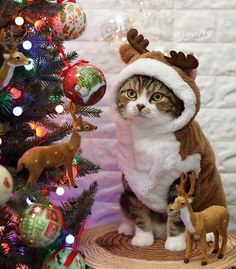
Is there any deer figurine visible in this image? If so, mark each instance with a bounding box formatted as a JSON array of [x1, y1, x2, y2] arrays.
[[171, 172, 230, 266], [17, 104, 97, 188], [0, 29, 30, 90]]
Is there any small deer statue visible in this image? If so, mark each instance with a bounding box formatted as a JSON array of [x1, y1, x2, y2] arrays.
[[171, 172, 230, 266], [0, 29, 30, 90], [17, 103, 97, 188]]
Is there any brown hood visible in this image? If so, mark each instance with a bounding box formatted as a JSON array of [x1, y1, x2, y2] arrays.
[[110, 29, 201, 134]]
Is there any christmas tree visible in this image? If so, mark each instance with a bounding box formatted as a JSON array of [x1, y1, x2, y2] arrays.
[[0, 0, 106, 268]]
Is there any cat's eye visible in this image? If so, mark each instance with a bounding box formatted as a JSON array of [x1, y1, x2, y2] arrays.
[[151, 92, 163, 102], [126, 89, 137, 99], [181, 202, 185, 206]]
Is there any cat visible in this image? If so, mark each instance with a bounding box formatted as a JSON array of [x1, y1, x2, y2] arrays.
[[110, 29, 226, 251], [117, 75, 188, 249]]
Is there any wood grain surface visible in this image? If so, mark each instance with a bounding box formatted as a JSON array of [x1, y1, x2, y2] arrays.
[[80, 224, 236, 269]]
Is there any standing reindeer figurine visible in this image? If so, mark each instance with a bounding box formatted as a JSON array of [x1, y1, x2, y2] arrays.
[[17, 104, 97, 188], [0, 29, 30, 90], [171, 172, 230, 266]]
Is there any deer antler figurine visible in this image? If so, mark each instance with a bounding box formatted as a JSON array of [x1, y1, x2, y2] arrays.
[[0, 28, 30, 90], [171, 172, 230, 266], [17, 103, 97, 188]]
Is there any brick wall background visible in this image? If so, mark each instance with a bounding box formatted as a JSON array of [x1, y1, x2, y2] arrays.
[[59, 0, 236, 232]]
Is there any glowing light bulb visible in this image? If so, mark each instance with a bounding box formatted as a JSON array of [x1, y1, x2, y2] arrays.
[[24, 58, 35, 71], [0, 138, 2, 145], [10, 87, 22, 99], [35, 126, 47, 137], [13, 106, 23, 116], [66, 234, 75, 244], [34, 20, 46, 31], [15, 17, 24, 26], [55, 104, 64, 114], [56, 187, 65, 196], [23, 40, 32, 50]]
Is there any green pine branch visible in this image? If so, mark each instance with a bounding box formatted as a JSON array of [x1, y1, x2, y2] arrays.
[[74, 155, 100, 177], [78, 106, 102, 118], [0, 90, 13, 115], [60, 182, 97, 234]]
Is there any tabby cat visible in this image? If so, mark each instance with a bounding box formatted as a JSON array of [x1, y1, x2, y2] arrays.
[[117, 75, 193, 249]]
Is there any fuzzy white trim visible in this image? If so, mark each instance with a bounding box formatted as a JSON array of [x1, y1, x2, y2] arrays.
[[110, 58, 197, 134]]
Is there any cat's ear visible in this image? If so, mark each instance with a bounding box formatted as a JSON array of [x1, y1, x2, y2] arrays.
[[120, 29, 150, 64], [164, 51, 199, 80]]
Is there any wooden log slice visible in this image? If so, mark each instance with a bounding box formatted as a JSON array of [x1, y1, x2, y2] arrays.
[[80, 224, 236, 269]]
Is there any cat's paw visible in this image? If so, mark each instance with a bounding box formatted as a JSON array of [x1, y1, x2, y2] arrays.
[[118, 222, 134, 236], [165, 233, 186, 251], [131, 232, 154, 247]]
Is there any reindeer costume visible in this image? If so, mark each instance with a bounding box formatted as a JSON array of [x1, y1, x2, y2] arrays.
[[110, 29, 226, 249]]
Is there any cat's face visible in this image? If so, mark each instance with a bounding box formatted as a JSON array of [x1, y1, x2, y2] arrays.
[[117, 75, 184, 124]]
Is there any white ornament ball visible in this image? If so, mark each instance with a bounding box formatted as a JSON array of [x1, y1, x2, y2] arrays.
[[0, 165, 13, 205], [49, 2, 87, 41]]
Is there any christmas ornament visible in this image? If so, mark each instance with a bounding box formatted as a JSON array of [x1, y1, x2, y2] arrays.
[[49, 2, 87, 41], [101, 15, 135, 44], [19, 204, 62, 247], [63, 62, 106, 106], [42, 247, 85, 269], [17, 105, 97, 188], [0, 165, 13, 205], [34, 20, 46, 31], [0, 29, 30, 90]]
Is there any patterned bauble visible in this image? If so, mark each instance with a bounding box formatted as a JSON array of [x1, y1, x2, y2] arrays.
[[0, 165, 13, 205], [49, 2, 87, 40], [19, 204, 62, 247], [63, 62, 106, 106], [42, 247, 85, 269]]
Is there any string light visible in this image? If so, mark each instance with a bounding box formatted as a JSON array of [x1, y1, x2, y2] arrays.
[[24, 58, 35, 71], [10, 87, 22, 99], [35, 126, 47, 137], [56, 187, 65, 196], [65, 234, 75, 244], [13, 106, 23, 116], [34, 20, 46, 31], [55, 104, 64, 114], [22, 40, 32, 50], [15, 17, 24, 26]]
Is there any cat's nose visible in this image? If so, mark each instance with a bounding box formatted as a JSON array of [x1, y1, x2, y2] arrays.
[[136, 104, 145, 111]]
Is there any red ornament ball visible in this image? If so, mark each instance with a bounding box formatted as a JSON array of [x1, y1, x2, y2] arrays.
[[63, 63, 106, 106]]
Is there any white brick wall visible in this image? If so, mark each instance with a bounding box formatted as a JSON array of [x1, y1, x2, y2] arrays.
[[62, 0, 236, 232]]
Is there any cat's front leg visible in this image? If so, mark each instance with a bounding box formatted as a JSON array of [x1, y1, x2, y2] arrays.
[[165, 205, 186, 251], [131, 225, 154, 247], [119, 192, 154, 247]]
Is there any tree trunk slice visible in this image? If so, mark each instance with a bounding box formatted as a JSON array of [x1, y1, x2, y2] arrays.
[[80, 224, 236, 269]]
